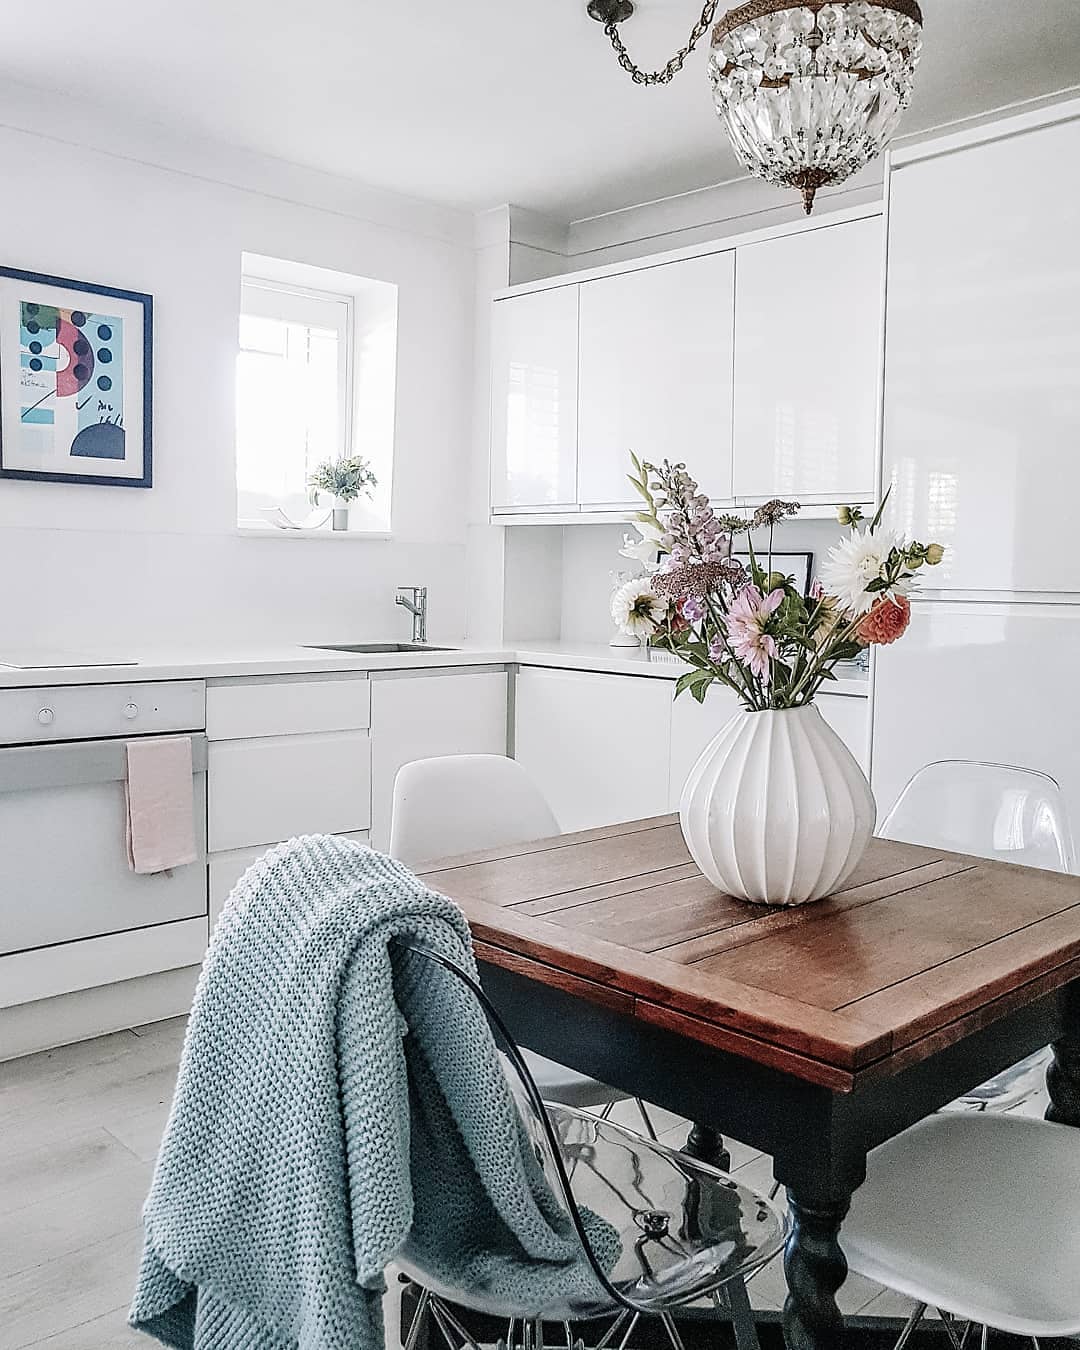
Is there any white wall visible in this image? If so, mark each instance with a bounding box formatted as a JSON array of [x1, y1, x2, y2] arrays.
[[0, 113, 476, 649]]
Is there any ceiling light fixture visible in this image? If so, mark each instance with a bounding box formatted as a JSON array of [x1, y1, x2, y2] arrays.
[[589, 0, 923, 214]]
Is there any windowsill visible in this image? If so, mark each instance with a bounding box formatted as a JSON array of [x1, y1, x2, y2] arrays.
[[237, 526, 393, 541]]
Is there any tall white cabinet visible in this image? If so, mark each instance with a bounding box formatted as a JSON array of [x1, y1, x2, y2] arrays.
[[882, 112, 1080, 595], [732, 214, 882, 504], [577, 252, 735, 506]]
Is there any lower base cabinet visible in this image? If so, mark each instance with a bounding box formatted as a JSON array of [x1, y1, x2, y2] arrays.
[[370, 667, 510, 851], [514, 667, 673, 833]]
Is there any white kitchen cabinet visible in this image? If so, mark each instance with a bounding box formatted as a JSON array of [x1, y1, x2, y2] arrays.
[[577, 252, 735, 506], [514, 667, 672, 832], [668, 683, 869, 809], [732, 213, 882, 503], [208, 731, 371, 853], [491, 286, 579, 512], [370, 668, 509, 850], [872, 600, 1080, 832], [884, 112, 1080, 593]]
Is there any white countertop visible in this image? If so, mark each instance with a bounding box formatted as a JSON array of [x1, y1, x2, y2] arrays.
[[0, 639, 870, 697]]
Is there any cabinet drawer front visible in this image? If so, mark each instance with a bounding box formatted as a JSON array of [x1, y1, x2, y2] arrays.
[[206, 676, 371, 740], [208, 731, 371, 852]]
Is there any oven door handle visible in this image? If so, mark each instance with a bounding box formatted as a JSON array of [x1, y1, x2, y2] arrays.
[[0, 733, 208, 794]]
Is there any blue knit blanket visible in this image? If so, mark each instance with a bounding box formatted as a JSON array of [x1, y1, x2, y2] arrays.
[[130, 834, 614, 1350]]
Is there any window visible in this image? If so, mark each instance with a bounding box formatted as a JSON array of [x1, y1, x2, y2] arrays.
[[236, 256, 397, 533]]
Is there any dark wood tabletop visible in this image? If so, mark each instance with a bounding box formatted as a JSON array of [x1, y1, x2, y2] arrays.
[[422, 813, 1080, 1092], [421, 814, 1080, 1350]]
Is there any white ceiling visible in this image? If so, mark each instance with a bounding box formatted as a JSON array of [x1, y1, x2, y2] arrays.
[[1, 1, 1078, 221]]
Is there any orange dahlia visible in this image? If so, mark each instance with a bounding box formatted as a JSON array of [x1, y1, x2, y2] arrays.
[[857, 595, 911, 646]]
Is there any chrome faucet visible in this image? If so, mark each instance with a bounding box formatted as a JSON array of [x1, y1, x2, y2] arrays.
[[395, 586, 428, 644]]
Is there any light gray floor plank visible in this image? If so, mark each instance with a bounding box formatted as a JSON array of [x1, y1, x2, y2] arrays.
[[1, 1126, 143, 1214], [20, 1304, 145, 1350]]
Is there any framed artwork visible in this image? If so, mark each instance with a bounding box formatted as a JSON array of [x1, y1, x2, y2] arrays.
[[0, 266, 152, 488], [732, 550, 814, 598]]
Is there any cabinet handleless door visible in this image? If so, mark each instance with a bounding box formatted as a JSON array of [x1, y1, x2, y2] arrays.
[[370, 669, 509, 850], [884, 116, 1080, 593], [491, 286, 579, 512], [577, 252, 736, 506], [514, 667, 672, 832], [733, 213, 882, 503]]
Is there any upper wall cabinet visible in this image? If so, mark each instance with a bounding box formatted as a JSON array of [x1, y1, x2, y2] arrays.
[[883, 111, 1080, 594], [732, 214, 882, 504], [577, 252, 736, 507], [491, 285, 579, 512]]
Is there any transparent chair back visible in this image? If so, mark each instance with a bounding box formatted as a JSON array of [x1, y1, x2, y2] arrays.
[[879, 760, 1077, 874], [394, 941, 785, 1325]]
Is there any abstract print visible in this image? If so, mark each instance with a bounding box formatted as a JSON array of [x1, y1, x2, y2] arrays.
[[19, 301, 125, 460]]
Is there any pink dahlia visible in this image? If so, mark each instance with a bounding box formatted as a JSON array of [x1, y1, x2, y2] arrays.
[[724, 585, 783, 682]]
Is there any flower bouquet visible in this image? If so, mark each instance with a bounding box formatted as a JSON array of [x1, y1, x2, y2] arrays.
[[617, 454, 944, 907]]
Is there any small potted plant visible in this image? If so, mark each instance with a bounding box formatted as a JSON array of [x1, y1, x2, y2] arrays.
[[308, 455, 378, 531]]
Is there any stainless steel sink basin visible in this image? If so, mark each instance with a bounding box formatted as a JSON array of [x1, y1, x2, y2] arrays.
[[304, 642, 459, 654]]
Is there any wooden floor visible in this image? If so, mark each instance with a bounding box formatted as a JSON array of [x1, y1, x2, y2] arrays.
[[0, 1017, 1051, 1348]]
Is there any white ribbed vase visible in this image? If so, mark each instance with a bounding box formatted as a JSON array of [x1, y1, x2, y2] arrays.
[[679, 705, 876, 907]]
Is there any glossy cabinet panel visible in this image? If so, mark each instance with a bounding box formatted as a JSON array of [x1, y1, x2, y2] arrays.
[[872, 601, 1080, 832], [733, 214, 881, 502], [491, 286, 579, 511], [370, 669, 509, 850], [577, 252, 735, 506], [515, 667, 672, 832], [884, 118, 1080, 593]]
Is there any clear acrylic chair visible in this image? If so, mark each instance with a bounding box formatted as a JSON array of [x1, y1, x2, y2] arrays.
[[397, 940, 787, 1350], [844, 1113, 1080, 1348], [390, 755, 658, 1137], [879, 760, 1076, 1112]]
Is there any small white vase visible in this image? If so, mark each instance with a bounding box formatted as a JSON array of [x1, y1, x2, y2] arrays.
[[679, 704, 876, 907], [331, 502, 350, 531]]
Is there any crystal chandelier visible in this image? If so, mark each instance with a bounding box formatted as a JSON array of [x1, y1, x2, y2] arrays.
[[589, 0, 923, 214]]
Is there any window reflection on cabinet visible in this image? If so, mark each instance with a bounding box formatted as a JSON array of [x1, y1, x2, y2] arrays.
[[491, 286, 579, 512], [733, 213, 882, 504]]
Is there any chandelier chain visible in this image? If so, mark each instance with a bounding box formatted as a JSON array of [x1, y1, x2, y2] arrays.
[[602, 0, 721, 86]]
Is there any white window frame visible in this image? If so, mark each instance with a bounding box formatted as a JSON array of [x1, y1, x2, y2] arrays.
[[238, 276, 356, 470]]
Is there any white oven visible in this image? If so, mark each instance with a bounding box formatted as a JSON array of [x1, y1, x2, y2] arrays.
[[0, 680, 208, 1007]]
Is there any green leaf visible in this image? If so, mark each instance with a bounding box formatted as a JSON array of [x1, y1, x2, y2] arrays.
[[869, 485, 893, 533]]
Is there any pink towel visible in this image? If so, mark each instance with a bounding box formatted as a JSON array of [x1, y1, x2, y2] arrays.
[[125, 736, 198, 875]]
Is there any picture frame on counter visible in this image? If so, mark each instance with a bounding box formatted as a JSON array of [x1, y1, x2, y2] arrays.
[[732, 550, 814, 598], [0, 266, 153, 488]]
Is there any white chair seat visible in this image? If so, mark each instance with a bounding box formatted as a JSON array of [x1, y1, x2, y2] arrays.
[[844, 1113, 1080, 1338], [523, 1049, 629, 1110]]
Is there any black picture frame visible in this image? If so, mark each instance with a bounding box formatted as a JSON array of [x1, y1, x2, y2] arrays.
[[732, 549, 814, 598], [0, 265, 153, 488]]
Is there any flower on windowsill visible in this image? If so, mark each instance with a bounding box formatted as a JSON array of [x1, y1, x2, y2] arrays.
[[611, 578, 669, 638], [857, 595, 911, 646]]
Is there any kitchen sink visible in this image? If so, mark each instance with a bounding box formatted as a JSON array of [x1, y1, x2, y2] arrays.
[[304, 642, 459, 654]]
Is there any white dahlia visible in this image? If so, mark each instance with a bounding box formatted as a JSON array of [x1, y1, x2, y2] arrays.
[[611, 577, 669, 637], [819, 526, 910, 616]]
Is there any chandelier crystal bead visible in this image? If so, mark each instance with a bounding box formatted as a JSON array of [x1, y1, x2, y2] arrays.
[[708, 0, 923, 212]]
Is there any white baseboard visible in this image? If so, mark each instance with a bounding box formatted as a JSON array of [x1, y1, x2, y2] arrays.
[[0, 965, 200, 1061]]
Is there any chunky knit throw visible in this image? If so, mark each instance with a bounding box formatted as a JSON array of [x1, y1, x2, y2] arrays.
[[130, 834, 614, 1350]]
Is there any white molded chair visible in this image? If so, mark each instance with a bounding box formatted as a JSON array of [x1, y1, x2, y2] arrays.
[[844, 1113, 1080, 1344], [390, 755, 654, 1128], [879, 760, 1076, 1113]]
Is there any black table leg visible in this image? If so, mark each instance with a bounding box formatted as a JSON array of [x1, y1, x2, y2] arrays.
[[684, 1123, 732, 1172], [782, 1189, 852, 1350], [1047, 978, 1080, 1127]]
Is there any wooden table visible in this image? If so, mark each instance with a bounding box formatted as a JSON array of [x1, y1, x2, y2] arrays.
[[420, 815, 1080, 1350]]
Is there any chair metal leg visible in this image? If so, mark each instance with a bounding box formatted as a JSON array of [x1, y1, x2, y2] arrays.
[[939, 1310, 965, 1350], [657, 1313, 686, 1350], [403, 1287, 432, 1350], [980, 1326, 989, 1350], [893, 1302, 928, 1350], [634, 1098, 659, 1140], [726, 1274, 763, 1350], [593, 1310, 632, 1350]]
